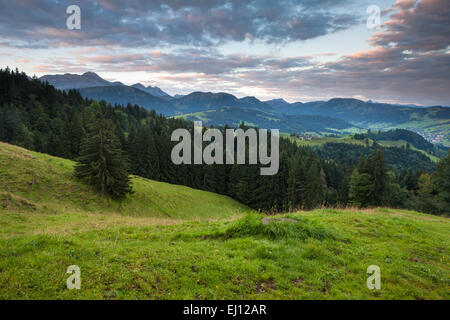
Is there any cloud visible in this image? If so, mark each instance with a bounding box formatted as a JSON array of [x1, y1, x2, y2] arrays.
[[370, 0, 450, 51], [0, 0, 358, 48], [37, 48, 315, 75], [3, 0, 449, 105]]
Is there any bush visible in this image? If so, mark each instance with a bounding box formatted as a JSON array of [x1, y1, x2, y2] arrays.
[[223, 214, 337, 241]]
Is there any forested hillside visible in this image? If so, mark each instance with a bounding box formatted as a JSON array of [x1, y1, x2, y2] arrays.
[[278, 99, 450, 146], [180, 107, 356, 134], [1, 68, 448, 214], [316, 142, 436, 172], [78, 85, 173, 115], [356, 129, 448, 157], [279, 98, 450, 126]]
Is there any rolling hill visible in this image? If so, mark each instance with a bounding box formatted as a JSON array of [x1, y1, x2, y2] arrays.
[[173, 92, 273, 114], [287, 129, 443, 170], [0, 143, 448, 299], [276, 98, 450, 125], [78, 86, 174, 115], [178, 107, 357, 134], [0, 142, 249, 225], [277, 99, 450, 146]]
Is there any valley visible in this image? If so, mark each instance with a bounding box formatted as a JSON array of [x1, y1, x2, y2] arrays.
[[39, 72, 450, 147]]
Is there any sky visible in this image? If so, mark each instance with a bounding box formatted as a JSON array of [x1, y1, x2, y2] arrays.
[[0, 0, 449, 105]]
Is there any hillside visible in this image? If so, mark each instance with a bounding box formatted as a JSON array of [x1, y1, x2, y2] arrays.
[[289, 135, 438, 171], [0, 142, 249, 231], [78, 86, 174, 115], [178, 107, 357, 134], [278, 99, 450, 146], [290, 128, 448, 163], [279, 99, 450, 126], [0, 142, 449, 299]]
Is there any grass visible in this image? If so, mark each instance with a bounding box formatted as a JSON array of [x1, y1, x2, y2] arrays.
[[0, 142, 249, 220], [377, 140, 440, 162], [290, 135, 370, 147], [290, 135, 442, 162], [0, 209, 448, 300], [378, 119, 450, 147], [0, 142, 449, 300]]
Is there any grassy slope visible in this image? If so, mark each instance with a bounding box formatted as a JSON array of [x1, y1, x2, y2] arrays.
[[289, 135, 441, 162], [0, 143, 449, 300], [289, 135, 370, 147], [376, 140, 440, 162], [374, 119, 450, 147], [0, 142, 250, 233]]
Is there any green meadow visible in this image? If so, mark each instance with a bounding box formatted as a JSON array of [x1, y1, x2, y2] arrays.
[[0, 142, 448, 300]]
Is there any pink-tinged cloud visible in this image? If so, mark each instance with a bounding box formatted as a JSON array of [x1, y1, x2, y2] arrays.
[[371, 0, 450, 51], [1, 0, 448, 105]]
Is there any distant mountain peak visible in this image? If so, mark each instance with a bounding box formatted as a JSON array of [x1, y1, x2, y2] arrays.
[[272, 98, 288, 104], [40, 72, 110, 90], [241, 96, 260, 102], [131, 83, 169, 97], [132, 83, 146, 90], [82, 71, 100, 77], [328, 97, 364, 104], [265, 98, 291, 108]]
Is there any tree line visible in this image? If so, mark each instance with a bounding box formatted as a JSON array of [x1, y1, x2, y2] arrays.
[[0, 68, 448, 214]]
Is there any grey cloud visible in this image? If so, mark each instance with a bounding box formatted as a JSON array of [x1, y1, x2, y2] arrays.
[[5, 0, 449, 105], [0, 0, 357, 48], [69, 49, 315, 74]]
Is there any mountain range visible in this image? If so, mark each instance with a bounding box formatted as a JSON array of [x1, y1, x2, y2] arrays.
[[40, 72, 125, 90], [41, 72, 170, 97], [39, 72, 450, 145]]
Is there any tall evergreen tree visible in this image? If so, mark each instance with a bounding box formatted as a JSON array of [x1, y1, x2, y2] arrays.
[[349, 169, 373, 207], [303, 158, 323, 210], [287, 156, 305, 210], [75, 113, 132, 199], [368, 148, 387, 205], [68, 113, 85, 158], [433, 152, 450, 213], [417, 173, 437, 213]]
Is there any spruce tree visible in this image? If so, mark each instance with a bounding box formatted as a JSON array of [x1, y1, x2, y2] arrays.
[[349, 169, 373, 207], [68, 113, 85, 158], [368, 148, 387, 206], [287, 156, 305, 210], [417, 173, 437, 213], [433, 152, 450, 214], [303, 159, 323, 210], [75, 113, 132, 199]]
